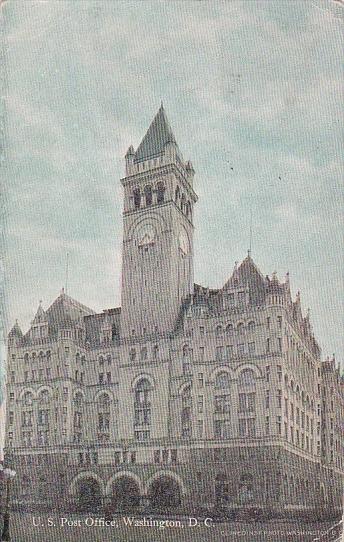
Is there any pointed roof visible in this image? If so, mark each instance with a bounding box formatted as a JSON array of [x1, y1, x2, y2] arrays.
[[8, 320, 23, 338], [134, 104, 181, 163], [223, 254, 267, 306], [32, 300, 46, 324]]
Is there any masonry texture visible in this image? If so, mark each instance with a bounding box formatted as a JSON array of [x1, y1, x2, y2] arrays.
[[4, 106, 344, 518]]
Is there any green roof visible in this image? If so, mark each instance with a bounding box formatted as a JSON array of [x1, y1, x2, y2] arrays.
[[134, 104, 181, 163]]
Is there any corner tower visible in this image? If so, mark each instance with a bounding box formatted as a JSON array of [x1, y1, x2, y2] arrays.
[[120, 105, 198, 337]]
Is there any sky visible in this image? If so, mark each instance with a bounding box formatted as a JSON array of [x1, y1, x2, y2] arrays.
[[0, 0, 343, 413]]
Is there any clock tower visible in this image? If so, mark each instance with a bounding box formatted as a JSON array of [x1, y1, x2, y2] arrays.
[[120, 105, 198, 337]]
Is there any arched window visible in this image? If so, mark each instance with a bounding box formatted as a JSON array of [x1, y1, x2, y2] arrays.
[[215, 473, 229, 504], [23, 391, 33, 406], [247, 321, 255, 332], [181, 385, 192, 438], [134, 378, 152, 441], [24, 353, 29, 363], [107, 355, 111, 365], [39, 351, 44, 361], [76, 353, 80, 364], [144, 185, 152, 206], [237, 322, 244, 335], [129, 348, 136, 362], [38, 390, 50, 404], [226, 324, 233, 335], [99, 356, 104, 366], [156, 182, 165, 204], [32, 352, 36, 361], [175, 185, 180, 203], [97, 393, 110, 442], [238, 369, 256, 386], [216, 325, 223, 337], [133, 188, 141, 209], [215, 372, 231, 390]]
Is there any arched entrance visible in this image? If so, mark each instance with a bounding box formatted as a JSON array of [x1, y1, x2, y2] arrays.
[[76, 477, 102, 511], [148, 475, 181, 509], [110, 476, 141, 511]]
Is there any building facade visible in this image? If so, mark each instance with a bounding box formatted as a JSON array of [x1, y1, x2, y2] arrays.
[[4, 106, 344, 517]]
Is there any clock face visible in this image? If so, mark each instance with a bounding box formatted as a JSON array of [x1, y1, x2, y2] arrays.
[[178, 229, 189, 255], [136, 223, 156, 246]]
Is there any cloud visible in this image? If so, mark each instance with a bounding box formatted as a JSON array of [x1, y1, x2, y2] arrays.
[[1, 0, 342, 368]]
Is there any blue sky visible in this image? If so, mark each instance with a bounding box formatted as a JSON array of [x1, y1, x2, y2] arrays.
[[1, 0, 343, 381]]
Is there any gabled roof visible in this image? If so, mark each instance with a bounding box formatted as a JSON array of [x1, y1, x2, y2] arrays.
[[134, 104, 182, 163], [223, 254, 267, 306], [45, 290, 95, 329], [8, 320, 23, 338], [32, 301, 47, 324]]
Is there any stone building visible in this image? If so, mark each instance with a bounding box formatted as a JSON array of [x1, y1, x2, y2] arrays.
[[4, 105, 344, 517]]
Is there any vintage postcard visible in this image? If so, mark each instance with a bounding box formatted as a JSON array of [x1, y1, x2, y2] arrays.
[[0, 1, 343, 541]]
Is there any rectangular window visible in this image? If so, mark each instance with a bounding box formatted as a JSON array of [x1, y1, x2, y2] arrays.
[[284, 398, 288, 417], [171, 449, 177, 464], [277, 316, 282, 329], [199, 326, 205, 337], [154, 450, 160, 464], [214, 419, 230, 439], [107, 372, 111, 383], [266, 366, 270, 382], [9, 412, 14, 425], [46, 368, 51, 379], [197, 420, 204, 438], [266, 317, 270, 329], [247, 418, 256, 437], [228, 293, 235, 306], [277, 416, 282, 435], [265, 390, 270, 409], [215, 346, 224, 361], [215, 394, 231, 414], [265, 416, 270, 435], [238, 343, 245, 357], [197, 395, 204, 414], [199, 347, 205, 361], [278, 338, 282, 352], [239, 393, 255, 413], [114, 451, 121, 465], [226, 345, 233, 359], [198, 372, 204, 388], [284, 422, 288, 439], [162, 449, 169, 464], [248, 342, 255, 355], [24, 371, 29, 382], [266, 339, 270, 353], [277, 365, 282, 382], [277, 389, 282, 408], [31, 370, 36, 381], [99, 373, 104, 384], [9, 393, 14, 401], [238, 291, 245, 307]]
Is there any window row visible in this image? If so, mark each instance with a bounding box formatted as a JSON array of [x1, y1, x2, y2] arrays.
[[133, 182, 166, 209]]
